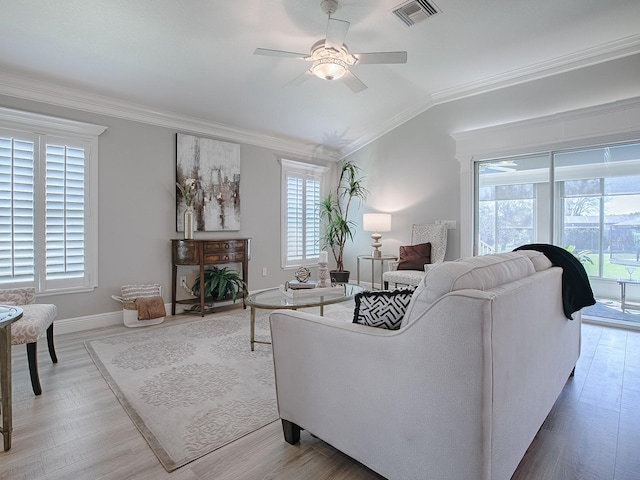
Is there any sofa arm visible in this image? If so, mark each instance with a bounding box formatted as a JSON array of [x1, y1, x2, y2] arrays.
[[269, 295, 492, 480]]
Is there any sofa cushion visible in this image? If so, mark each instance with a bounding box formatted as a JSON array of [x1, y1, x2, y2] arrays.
[[353, 289, 414, 330], [402, 252, 536, 327], [397, 243, 431, 270], [512, 249, 553, 271]]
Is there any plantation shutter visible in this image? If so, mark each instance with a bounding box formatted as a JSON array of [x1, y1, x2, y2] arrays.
[[281, 159, 327, 268], [45, 142, 86, 282], [286, 175, 304, 261], [0, 107, 104, 294], [305, 178, 321, 258], [0, 133, 36, 283]]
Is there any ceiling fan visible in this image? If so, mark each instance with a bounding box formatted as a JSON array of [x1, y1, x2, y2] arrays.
[[254, 0, 407, 93]]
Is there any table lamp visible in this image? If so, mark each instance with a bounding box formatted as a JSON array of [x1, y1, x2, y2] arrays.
[[363, 213, 391, 258]]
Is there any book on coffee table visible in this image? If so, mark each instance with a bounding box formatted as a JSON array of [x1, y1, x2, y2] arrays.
[[279, 284, 345, 299], [287, 280, 318, 289]]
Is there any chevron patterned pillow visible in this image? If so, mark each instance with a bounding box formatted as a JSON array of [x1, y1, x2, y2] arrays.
[[353, 289, 415, 330]]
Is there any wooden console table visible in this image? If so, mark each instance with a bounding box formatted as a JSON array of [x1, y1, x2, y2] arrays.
[[171, 238, 250, 316]]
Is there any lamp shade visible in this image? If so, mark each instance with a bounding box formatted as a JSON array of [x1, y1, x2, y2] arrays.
[[363, 213, 391, 232]]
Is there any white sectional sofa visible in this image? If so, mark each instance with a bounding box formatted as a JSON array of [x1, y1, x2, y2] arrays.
[[269, 251, 582, 480]]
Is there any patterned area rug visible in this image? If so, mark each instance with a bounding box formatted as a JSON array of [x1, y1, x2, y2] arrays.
[[85, 309, 278, 472]]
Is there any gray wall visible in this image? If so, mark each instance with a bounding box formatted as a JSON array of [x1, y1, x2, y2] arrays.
[[2, 53, 639, 317], [343, 53, 640, 283], [0, 94, 334, 321]]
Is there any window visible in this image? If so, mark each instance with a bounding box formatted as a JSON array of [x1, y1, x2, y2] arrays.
[[281, 159, 328, 268], [476, 154, 550, 254], [0, 107, 106, 294], [555, 143, 640, 279], [475, 141, 640, 281]]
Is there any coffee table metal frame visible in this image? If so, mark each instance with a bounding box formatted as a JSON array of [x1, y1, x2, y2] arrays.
[[246, 284, 364, 351]]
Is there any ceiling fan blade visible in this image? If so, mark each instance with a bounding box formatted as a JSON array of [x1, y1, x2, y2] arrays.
[[285, 70, 313, 88], [353, 51, 408, 64], [342, 70, 367, 93], [325, 18, 350, 50], [254, 48, 307, 60]]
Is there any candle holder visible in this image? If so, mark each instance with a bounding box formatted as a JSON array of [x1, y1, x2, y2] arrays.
[[317, 261, 331, 288]]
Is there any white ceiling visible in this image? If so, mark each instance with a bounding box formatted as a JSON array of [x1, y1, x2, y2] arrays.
[[1, 0, 640, 158]]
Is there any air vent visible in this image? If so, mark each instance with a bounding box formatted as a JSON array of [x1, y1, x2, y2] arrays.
[[393, 0, 440, 26]]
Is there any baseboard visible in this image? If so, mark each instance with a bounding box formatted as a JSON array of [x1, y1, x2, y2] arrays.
[[582, 315, 640, 331], [54, 302, 173, 335]]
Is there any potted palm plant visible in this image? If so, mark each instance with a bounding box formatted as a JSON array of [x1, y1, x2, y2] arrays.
[[191, 266, 247, 302], [319, 159, 368, 283]]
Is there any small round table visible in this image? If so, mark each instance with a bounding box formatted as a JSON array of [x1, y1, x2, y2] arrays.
[[1, 305, 23, 451], [246, 284, 364, 351]]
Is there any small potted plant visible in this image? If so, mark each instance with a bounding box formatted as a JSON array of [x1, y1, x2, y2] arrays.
[[191, 266, 247, 302], [319, 159, 368, 283]]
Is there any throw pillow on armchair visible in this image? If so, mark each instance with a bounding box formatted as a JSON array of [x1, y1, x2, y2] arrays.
[[397, 242, 431, 270]]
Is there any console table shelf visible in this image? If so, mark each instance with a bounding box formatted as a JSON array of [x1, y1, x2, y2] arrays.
[[171, 238, 250, 317]]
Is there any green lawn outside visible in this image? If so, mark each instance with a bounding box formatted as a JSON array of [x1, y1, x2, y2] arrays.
[[583, 253, 639, 280]]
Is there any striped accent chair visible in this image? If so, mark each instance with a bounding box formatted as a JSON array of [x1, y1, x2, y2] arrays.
[[0, 288, 57, 395]]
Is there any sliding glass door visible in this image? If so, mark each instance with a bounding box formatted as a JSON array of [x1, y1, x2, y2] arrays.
[[475, 141, 640, 283], [555, 144, 640, 280], [476, 153, 550, 255]]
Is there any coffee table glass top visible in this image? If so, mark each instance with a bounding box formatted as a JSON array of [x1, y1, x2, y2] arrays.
[[246, 283, 364, 309]]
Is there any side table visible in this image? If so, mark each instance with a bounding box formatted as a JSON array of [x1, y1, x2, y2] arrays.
[[617, 278, 640, 312], [1, 305, 23, 451], [357, 254, 398, 290]]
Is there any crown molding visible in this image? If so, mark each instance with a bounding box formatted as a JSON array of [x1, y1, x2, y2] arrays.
[[452, 96, 640, 163], [1, 33, 638, 163], [0, 71, 338, 161], [431, 34, 640, 104], [340, 34, 640, 158]]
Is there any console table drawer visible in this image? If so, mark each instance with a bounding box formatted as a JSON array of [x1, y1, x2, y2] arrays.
[[204, 252, 244, 264], [204, 241, 245, 254], [172, 240, 200, 265]]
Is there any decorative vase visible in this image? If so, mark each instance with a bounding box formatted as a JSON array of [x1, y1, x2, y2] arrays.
[[317, 262, 331, 288], [183, 205, 194, 239]]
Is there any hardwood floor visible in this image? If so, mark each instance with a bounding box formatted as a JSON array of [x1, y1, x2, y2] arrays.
[[1, 316, 639, 480]]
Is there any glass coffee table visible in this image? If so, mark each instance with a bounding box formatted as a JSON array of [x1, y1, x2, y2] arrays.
[[246, 283, 364, 351]]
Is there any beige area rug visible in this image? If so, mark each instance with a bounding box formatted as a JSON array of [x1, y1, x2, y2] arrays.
[[84, 304, 354, 472]]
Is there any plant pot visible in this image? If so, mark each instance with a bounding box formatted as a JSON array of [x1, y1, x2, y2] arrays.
[[330, 270, 350, 284]]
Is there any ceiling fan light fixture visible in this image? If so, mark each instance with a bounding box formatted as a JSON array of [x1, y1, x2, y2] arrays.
[[312, 57, 348, 80]]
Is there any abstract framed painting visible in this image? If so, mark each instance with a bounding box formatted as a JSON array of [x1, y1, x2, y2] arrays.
[[176, 133, 241, 231]]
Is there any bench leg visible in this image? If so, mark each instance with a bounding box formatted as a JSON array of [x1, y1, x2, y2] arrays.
[[46, 324, 57, 364], [383, 281, 388, 289], [282, 419, 301, 445], [26, 343, 42, 396]]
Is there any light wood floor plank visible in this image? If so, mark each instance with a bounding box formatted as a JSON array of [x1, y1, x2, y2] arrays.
[[1, 317, 639, 479]]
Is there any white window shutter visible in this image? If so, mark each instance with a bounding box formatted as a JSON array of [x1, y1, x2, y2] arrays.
[[45, 143, 86, 281], [0, 135, 35, 284]]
